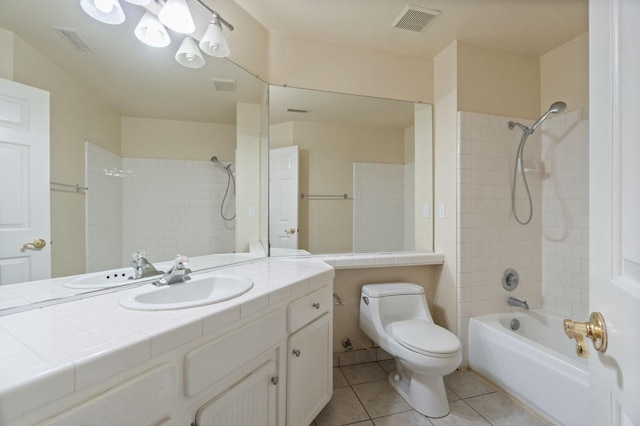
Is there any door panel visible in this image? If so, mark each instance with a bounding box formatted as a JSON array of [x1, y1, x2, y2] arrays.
[[0, 78, 50, 284], [269, 146, 299, 250], [588, 1, 640, 424]]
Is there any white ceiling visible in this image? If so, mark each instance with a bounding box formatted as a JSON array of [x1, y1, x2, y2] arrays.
[[233, 0, 588, 58]]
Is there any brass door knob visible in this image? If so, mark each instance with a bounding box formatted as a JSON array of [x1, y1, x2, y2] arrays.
[[22, 238, 47, 250], [285, 228, 298, 235], [563, 312, 607, 358]]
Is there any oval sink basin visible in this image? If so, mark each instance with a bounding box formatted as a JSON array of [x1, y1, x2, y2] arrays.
[[118, 274, 254, 311], [64, 269, 140, 289]]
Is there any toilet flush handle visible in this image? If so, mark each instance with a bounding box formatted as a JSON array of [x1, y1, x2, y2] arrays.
[[362, 296, 369, 305]]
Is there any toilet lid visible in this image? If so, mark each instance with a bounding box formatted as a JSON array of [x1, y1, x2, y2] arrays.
[[390, 320, 461, 357]]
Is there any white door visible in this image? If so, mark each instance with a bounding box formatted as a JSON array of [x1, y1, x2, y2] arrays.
[[269, 146, 299, 250], [588, 0, 640, 424], [0, 78, 50, 285]]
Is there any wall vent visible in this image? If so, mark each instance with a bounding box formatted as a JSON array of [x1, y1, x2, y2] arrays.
[[52, 26, 95, 54], [392, 5, 441, 32], [212, 78, 236, 92]]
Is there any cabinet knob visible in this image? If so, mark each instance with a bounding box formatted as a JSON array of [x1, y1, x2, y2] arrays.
[[312, 302, 320, 309], [292, 348, 301, 357], [271, 376, 279, 385]]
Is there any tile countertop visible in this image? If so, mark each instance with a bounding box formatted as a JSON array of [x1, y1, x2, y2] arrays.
[[0, 257, 334, 423]]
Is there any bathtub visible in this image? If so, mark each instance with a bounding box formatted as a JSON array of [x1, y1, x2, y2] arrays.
[[469, 310, 588, 426]]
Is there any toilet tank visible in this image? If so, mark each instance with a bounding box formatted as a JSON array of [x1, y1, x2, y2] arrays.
[[361, 283, 433, 326]]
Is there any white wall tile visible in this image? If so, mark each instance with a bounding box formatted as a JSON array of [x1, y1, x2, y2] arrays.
[[455, 109, 590, 362]]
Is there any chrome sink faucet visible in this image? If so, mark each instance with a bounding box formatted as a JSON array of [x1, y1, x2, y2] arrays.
[[153, 255, 192, 286], [129, 251, 163, 280], [507, 296, 529, 310]]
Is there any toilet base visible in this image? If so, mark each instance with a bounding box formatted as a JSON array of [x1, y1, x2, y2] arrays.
[[388, 370, 450, 418]]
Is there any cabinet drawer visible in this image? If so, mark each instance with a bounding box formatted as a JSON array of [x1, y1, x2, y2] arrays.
[[288, 285, 332, 332]]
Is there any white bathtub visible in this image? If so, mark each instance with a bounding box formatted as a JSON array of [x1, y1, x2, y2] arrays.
[[469, 310, 588, 426]]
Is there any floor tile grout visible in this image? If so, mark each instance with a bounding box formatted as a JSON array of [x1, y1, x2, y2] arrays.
[[315, 361, 549, 426]]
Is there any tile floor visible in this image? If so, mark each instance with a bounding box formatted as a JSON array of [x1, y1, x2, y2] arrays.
[[312, 361, 551, 426]]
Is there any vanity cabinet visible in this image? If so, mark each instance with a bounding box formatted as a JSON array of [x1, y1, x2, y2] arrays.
[[5, 274, 334, 426], [286, 286, 333, 426]]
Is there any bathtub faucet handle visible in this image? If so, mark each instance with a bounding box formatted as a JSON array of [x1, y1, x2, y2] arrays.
[[563, 312, 607, 358]]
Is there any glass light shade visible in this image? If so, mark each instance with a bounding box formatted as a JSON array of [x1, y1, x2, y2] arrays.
[[199, 21, 230, 58], [80, 0, 125, 25], [158, 0, 195, 34], [175, 36, 205, 68], [124, 0, 150, 5], [135, 12, 171, 47]]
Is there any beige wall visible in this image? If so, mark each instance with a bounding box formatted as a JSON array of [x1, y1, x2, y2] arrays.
[[274, 121, 406, 253], [414, 104, 434, 251], [332, 265, 442, 353], [433, 41, 459, 334], [540, 32, 589, 112], [0, 28, 13, 80], [121, 117, 236, 161], [218, 0, 270, 84], [457, 41, 540, 119], [10, 34, 121, 278], [267, 32, 434, 104], [235, 103, 263, 252]]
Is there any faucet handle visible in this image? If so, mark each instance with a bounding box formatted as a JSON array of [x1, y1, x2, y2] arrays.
[[173, 254, 189, 269], [132, 251, 146, 261]]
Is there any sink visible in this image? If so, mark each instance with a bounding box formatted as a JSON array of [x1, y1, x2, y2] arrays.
[[64, 269, 140, 289], [118, 274, 254, 311]]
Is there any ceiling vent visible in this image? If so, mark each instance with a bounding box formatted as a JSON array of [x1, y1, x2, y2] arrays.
[[392, 5, 441, 32], [212, 78, 236, 92], [52, 26, 95, 54]]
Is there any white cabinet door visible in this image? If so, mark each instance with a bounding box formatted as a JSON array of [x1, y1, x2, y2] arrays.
[[287, 313, 332, 426], [195, 360, 278, 426]]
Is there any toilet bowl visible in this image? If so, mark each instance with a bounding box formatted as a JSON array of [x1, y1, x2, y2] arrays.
[[359, 283, 461, 418]]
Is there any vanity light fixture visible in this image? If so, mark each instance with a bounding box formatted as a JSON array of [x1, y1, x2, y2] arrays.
[[158, 0, 195, 34], [80, 0, 233, 65], [80, 0, 126, 25], [175, 36, 205, 68], [199, 14, 229, 58], [135, 11, 171, 47]]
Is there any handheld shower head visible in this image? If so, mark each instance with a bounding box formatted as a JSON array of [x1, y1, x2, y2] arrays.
[[531, 101, 567, 131]]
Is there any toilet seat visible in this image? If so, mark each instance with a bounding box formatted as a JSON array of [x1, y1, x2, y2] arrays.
[[390, 320, 461, 358]]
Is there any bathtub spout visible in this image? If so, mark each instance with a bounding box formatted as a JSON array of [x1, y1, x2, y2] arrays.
[[507, 297, 529, 310]]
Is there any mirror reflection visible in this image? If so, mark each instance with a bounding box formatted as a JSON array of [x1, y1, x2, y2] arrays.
[[0, 1, 268, 311], [269, 86, 433, 255]]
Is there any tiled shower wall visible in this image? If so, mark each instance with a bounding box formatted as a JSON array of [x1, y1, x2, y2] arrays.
[[85, 143, 123, 272], [456, 110, 590, 362], [540, 108, 590, 320], [353, 162, 411, 252], [85, 143, 235, 272], [456, 112, 543, 362], [122, 158, 236, 265]]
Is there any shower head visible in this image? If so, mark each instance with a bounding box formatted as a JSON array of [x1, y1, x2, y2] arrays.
[[531, 101, 567, 131], [210, 155, 233, 171]]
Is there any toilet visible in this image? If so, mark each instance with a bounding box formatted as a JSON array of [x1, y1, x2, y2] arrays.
[[359, 283, 461, 418]]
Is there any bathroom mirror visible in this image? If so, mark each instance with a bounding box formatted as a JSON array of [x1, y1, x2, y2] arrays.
[[269, 86, 433, 255], [0, 1, 268, 311]]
